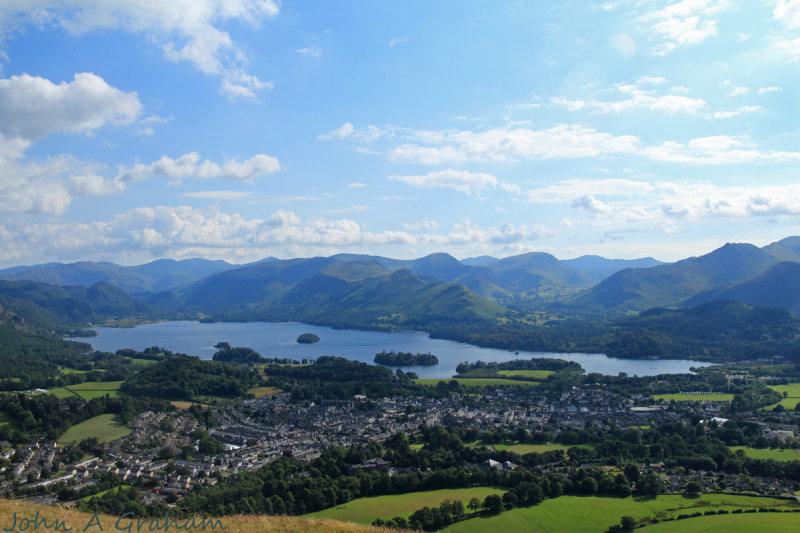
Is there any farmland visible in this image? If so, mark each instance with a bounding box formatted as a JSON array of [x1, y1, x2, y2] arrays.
[[444, 494, 797, 533], [652, 393, 734, 402], [729, 446, 800, 461], [305, 487, 505, 525], [413, 378, 540, 388], [497, 369, 554, 379]]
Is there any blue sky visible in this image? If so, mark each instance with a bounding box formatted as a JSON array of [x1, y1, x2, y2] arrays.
[[1, 0, 799, 267]]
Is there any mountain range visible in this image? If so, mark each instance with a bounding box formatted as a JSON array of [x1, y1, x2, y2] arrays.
[[1, 237, 800, 327]]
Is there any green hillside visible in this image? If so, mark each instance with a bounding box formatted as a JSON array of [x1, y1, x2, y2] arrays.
[[569, 243, 781, 311]]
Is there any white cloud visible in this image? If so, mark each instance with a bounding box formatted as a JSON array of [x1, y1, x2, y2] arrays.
[[69, 173, 124, 196], [636, 75, 668, 85], [119, 152, 280, 182], [774, 0, 800, 28], [347, 182, 367, 188], [0, 206, 557, 265], [296, 47, 322, 58], [526, 179, 655, 204], [525, 178, 800, 225], [220, 70, 273, 100], [319, 123, 388, 143], [729, 86, 749, 96], [642, 0, 730, 55], [403, 219, 440, 231], [0, 152, 110, 215], [391, 170, 498, 194], [0, 73, 141, 141], [0, 0, 279, 99], [389, 36, 410, 47], [737, 105, 763, 113], [551, 81, 706, 114], [758, 86, 782, 94], [318, 123, 354, 141], [437, 220, 555, 246], [182, 190, 252, 199], [572, 195, 613, 216], [775, 36, 800, 61], [388, 125, 641, 164], [643, 135, 800, 164]]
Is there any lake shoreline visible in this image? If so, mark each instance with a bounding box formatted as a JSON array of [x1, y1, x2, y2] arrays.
[[73, 320, 712, 379]]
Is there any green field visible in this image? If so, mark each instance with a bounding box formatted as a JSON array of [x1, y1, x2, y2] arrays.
[[48, 380, 124, 400], [248, 386, 283, 398], [413, 378, 540, 388], [487, 443, 591, 455], [57, 414, 131, 444], [768, 383, 800, 397], [730, 446, 800, 461], [68, 381, 124, 391], [305, 487, 505, 525], [652, 393, 734, 402], [45, 387, 81, 399], [124, 358, 158, 366], [445, 494, 797, 533], [760, 383, 800, 411], [497, 370, 554, 380], [760, 397, 800, 411], [639, 512, 800, 532]]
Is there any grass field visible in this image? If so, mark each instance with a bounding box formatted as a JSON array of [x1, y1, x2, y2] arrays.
[[487, 443, 591, 455], [45, 387, 82, 399], [639, 512, 800, 532], [305, 487, 505, 525], [413, 378, 540, 388], [68, 381, 124, 390], [730, 446, 800, 461], [760, 398, 800, 411], [170, 400, 209, 409], [124, 358, 158, 366], [760, 383, 800, 411], [768, 383, 800, 397], [652, 393, 734, 402], [248, 386, 283, 398], [57, 414, 131, 444], [497, 370, 554, 379], [445, 494, 797, 533], [48, 380, 124, 400], [0, 498, 393, 533]]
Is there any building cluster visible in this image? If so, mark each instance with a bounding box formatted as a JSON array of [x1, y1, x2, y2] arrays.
[[1, 385, 798, 506]]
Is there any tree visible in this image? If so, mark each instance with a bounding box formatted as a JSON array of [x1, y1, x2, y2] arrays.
[[483, 494, 503, 514], [620, 515, 636, 531], [468, 497, 482, 514], [636, 473, 661, 499], [623, 463, 640, 483], [685, 480, 702, 497]]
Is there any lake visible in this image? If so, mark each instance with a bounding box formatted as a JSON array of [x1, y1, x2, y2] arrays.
[[73, 321, 711, 378]]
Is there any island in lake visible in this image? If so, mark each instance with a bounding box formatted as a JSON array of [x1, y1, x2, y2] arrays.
[[374, 350, 439, 366], [297, 333, 320, 344]]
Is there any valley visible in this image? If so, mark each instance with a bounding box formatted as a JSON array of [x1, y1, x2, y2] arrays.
[[1, 238, 800, 531]]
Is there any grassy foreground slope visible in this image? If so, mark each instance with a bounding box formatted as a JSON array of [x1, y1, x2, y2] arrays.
[[444, 494, 797, 533], [0, 499, 395, 533]]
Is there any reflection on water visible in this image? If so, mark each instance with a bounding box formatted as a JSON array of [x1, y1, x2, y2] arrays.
[[74, 320, 711, 379]]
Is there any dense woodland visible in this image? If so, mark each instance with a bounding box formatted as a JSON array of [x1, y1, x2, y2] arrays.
[[121, 355, 262, 400]]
